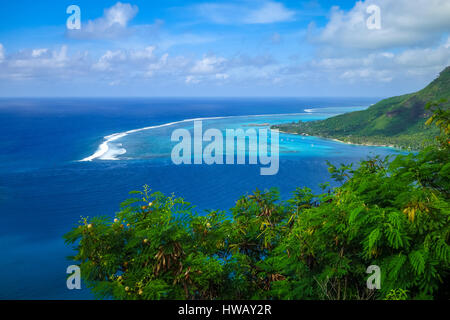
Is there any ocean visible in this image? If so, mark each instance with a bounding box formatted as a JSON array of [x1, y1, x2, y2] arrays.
[[0, 97, 400, 299]]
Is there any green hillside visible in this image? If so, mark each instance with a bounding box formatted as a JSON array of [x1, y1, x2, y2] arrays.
[[273, 66, 450, 150]]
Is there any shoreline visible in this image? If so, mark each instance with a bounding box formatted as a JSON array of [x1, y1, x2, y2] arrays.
[[276, 129, 399, 150]]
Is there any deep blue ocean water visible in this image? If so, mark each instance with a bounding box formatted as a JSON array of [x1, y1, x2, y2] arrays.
[[0, 97, 401, 299]]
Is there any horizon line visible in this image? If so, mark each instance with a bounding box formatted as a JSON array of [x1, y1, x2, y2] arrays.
[[0, 96, 384, 99]]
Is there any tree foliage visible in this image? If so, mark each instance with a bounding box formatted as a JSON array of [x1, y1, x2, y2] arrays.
[[65, 103, 449, 300]]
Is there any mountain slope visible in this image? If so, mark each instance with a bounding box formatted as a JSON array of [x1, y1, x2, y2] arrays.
[[273, 67, 450, 150]]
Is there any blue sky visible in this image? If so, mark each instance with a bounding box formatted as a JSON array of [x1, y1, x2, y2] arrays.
[[0, 0, 449, 97]]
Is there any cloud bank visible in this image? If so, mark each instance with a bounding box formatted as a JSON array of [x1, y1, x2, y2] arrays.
[[1, 1, 450, 96], [311, 0, 450, 50]]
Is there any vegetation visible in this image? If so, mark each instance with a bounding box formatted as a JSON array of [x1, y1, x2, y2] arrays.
[[65, 102, 449, 300], [272, 67, 450, 150]]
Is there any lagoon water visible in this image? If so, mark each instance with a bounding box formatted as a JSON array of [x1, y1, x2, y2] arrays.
[[0, 98, 400, 299]]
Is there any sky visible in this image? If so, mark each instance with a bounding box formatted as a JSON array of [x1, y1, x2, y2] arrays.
[[0, 0, 449, 97]]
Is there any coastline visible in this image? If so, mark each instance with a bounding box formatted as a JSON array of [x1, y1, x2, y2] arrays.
[[277, 129, 400, 150]]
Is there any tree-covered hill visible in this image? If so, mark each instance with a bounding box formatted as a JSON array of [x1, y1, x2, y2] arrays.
[[272, 67, 450, 150]]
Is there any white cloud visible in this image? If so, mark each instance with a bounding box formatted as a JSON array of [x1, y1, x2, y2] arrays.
[[228, 54, 275, 68], [395, 46, 450, 69], [339, 69, 393, 83], [92, 46, 163, 73], [67, 2, 138, 40], [311, 0, 450, 50], [194, 3, 240, 24], [146, 53, 170, 77], [104, 2, 138, 27], [0, 45, 92, 81], [93, 50, 127, 71], [185, 75, 200, 84], [31, 48, 48, 58], [9, 46, 68, 69], [244, 2, 295, 24], [193, 1, 295, 25], [191, 55, 226, 74], [53, 45, 68, 62], [89, 47, 190, 81], [215, 73, 229, 80], [288, 41, 450, 85], [129, 46, 156, 60]]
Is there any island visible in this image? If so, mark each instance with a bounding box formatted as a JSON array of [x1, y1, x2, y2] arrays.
[[272, 67, 450, 150]]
